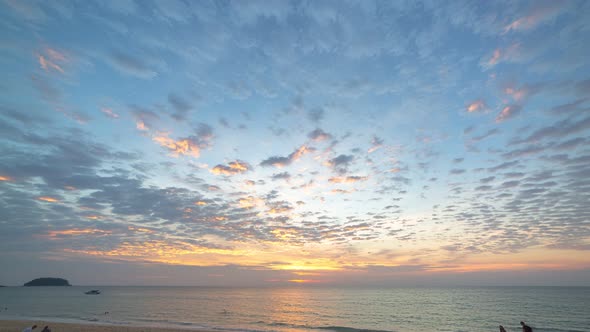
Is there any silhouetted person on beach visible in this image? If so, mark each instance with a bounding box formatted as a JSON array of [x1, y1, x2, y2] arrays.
[[41, 326, 51, 332], [521, 321, 533, 332], [499, 325, 507, 332], [21, 325, 37, 332]]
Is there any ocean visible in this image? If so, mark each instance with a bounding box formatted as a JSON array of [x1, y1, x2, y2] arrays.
[[0, 286, 588, 332]]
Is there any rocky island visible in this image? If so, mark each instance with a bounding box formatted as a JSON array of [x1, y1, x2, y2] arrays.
[[23, 278, 71, 286]]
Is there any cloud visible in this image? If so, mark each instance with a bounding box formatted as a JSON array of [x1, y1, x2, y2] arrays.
[[211, 161, 251, 176], [308, 107, 325, 123], [238, 196, 263, 209], [503, 83, 543, 103], [331, 189, 353, 194], [487, 49, 502, 67], [271, 172, 291, 181], [547, 98, 589, 115], [152, 135, 202, 157], [576, 79, 590, 96], [109, 51, 158, 79], [481, 43, 522, 69], [328, 176, 368, 184], [513, 115, 590, 144], [488, 161, 519, 173], [466, 100, 486, 113], [131, 106, 160, 131], [325, 155, 354, 168], [100, 108, 119, 119], [496, 105, 523, 123], [260, 145, 314, 168], [168, 93, 194, 121], [38, 54, 63, 74], [471, 128, 500, 142], [37, 196, 60, 203], [308, 129, 332, 142], [368, 136, 384, 153], [504, 1, 569, 33]]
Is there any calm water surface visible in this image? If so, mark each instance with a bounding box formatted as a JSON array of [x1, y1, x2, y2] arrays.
[[0, 286, 588, 332]]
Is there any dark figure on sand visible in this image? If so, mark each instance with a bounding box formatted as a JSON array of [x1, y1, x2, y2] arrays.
[[521, 321, 533, 332], [499, 325, 507, 332], [21, 325, 37, 332], [41, 326, 51, 332]]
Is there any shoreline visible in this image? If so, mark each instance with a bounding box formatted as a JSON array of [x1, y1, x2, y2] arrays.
[[0, 320, 221, 332]]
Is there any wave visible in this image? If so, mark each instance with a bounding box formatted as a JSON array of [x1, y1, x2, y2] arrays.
[[317, 326, 395, 332], [534, 328, 587, 332], [265, 321, 395, 332]]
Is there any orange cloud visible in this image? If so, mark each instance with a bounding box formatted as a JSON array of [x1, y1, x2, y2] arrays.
[[238, 196, 263, 209], [466, 100, 486, 113], [152, 135, 200, 157], [45, 228, 112, 238], [136, 120, 148, 131], [268, 207, 293, 214], [211, 160, 251, 175], [195, 201, 208, 206], [128, 226, 154, 233], [291, 145, 311, 161], [37, 196, 59, 203], [0, 175, 13, 181]]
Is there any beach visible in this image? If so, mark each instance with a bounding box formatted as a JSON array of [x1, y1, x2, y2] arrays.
[[0, 320, 215, 332]]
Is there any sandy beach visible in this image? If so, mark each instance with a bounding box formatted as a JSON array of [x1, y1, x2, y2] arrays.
[[0, 320, 217, 332]]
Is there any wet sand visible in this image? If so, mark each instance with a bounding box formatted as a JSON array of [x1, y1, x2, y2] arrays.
[[0, 320, 218, 332]]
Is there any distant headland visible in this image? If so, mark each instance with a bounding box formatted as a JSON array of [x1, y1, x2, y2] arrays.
[[23, 277, 71, 286]]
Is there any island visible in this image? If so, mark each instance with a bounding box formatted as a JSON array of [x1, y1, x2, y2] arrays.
[[23, 278, 71, 286]]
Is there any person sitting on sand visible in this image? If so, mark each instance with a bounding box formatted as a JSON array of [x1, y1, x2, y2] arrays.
[[41, 326, 51, 332], [21, 325, 37, 332], [499, 325, 507, 332], [521, 321, 533, 332]]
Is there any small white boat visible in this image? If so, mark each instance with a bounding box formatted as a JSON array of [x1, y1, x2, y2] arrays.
[[85, 290, 101, 295]]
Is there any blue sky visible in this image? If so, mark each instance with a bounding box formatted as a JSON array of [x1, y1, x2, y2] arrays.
[[0, 0, 589, 286]]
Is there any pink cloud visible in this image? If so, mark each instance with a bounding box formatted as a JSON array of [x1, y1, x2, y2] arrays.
[[504, 2, 567, 33], [101, 108, 120, 119], [466, 100, 486, 113], [488, 49, 502, 67], [37, 47, 68, 74], [496, 105, 523, 123], [482, 44, 522, 69]]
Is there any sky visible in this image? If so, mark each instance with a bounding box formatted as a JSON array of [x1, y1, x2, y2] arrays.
[[0, 0, 589, 287]]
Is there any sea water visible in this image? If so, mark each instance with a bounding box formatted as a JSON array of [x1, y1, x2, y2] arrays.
[[0, 286, 588, 332]]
